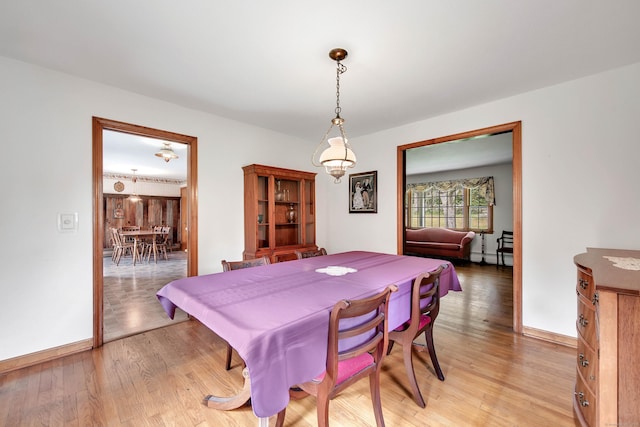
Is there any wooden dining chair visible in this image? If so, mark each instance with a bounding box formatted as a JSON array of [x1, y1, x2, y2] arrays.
[[121, 225, 140, 244], [220, 256, 271, 370], [276, 285, 398, 427], [294, 247, 328, 259], [145, 226, 170, 262], [386, 265, 446, 408], [110, 227, 135, 266], [157, 226, 170, 260], [496, 230, 514, 268], [221, 256, 271, 272]]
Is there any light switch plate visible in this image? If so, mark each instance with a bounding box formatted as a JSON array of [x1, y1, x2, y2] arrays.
[[58, 212, 78, 232]]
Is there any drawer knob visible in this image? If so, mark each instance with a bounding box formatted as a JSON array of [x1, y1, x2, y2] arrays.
[[578, 278, 589, 290], [579, 314, 589, 328], [579, 353, 589, 367], [575, 391, 590, 407]]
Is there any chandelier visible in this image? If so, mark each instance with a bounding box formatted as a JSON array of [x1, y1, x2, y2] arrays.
[[128, 169, 141, 202], [155, 142, 179, 163], [312, 48, 356, 183]]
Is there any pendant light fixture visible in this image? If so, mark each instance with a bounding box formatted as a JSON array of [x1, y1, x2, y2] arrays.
[[128, 169, 141, 202], [312, 48, 356, 183], [155, 142, 179, 163]]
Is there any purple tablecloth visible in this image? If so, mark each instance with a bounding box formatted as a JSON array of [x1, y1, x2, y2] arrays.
[[156, 251, 461, 417]]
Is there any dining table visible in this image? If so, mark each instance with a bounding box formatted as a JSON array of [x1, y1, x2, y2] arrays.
[[120, 229, 167, 265], [156, 251, 461, 426]]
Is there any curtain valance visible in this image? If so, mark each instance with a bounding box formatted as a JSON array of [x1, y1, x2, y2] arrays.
[[406, 176, 495, 205]]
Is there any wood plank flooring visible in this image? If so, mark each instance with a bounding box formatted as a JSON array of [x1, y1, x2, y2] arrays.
[[0, 263, 577, 426]]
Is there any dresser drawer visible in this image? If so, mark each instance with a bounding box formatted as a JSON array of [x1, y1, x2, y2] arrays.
[[576, 334, 597, 393], [576, 267, 594, 301], [574, 369, 596, 426], [576, 299, 596, 346]]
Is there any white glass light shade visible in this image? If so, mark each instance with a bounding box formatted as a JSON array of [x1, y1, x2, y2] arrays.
[[155, 143, 179, 162], [318, 137, 356, 182], [319, 137, 356, 165]]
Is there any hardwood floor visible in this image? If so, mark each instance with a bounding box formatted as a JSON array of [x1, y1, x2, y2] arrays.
[[0, 263, 577, 426]]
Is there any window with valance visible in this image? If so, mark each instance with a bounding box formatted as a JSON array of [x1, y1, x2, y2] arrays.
[[405, 176, 495, 232]]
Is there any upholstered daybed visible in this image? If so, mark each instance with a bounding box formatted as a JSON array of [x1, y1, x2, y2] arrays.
[[405, 228, 475, 262]]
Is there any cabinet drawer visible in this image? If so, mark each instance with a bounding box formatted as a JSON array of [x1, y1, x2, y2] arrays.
[[576, 299, 596, 346], [574, 369, 596, 426], [576, 334, 597, 393], [576, 267, 594, 301]]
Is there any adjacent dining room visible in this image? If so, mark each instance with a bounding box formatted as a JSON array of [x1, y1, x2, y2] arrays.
[[101, 129, 190, 342]]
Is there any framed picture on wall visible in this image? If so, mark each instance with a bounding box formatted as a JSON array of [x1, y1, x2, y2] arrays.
[[113, 205, 124, 219], [349, 171, 377, 213]]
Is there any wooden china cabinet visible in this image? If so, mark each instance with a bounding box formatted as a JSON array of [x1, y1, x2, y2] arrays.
[[573, 248, 640, 426], [243, 164, 317, 262]]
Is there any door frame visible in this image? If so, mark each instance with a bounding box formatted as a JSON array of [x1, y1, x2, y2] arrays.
[[92, 117, 199, 347], [396, 121, 522, 333]]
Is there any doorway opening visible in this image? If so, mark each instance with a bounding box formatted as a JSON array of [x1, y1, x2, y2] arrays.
[[396, 121, 522, 333], [92, 117, 199, 347]]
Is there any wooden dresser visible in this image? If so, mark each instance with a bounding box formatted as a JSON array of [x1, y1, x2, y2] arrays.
[[573, 248, 640, 426]]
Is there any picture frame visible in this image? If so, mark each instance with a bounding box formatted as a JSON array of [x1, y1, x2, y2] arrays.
[[349, 171, 377, 213], [113, 206, 124, 219]]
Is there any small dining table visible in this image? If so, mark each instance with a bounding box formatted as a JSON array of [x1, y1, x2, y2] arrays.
[[157, 251, 461, 425], [120, 229, 167, 265]]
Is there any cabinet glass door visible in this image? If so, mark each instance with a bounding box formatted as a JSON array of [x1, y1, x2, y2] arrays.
[[257, 175, 269, 248], [303, 179, 315, 245], [274, 178, 300, 246]]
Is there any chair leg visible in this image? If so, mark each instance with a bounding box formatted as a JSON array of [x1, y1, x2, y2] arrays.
[[316, 390, 331, 427], [275, 408, 286, 427], [402, 340, 425, 408], [114, 247, 122, 266], [386, 340, 395, 355], [225, 342, 233, 370], [424, 328, 445, 381], [369, 370, 386, 427]]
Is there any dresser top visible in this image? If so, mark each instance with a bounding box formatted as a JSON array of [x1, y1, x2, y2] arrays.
[[574, 247, 640, 295]]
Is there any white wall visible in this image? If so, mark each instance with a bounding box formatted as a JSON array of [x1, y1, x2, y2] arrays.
[[2, 53, 639, 361], [407, 162, 514, 263], [327, 61, 640, 338], [0, 56, 319, 361]]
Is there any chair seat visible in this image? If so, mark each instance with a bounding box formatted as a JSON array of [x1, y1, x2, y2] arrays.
[[313, 352, 374, 385], [394, 314, 432, 332]]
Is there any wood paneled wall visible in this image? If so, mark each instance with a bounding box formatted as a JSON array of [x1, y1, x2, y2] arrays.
[[103, 194, 181, 249]]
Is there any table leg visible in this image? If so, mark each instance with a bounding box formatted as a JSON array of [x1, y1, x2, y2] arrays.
[[133, 237, 139, 265], [152, 239, 158, 263], [203, 368, 271, 426], [203, 367, 252, 410]]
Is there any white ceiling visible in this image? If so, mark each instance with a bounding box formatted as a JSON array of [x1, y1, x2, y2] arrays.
[[103, 130, 188, 181], [2, 1, 639, 176], [406, 132, 513, 176]]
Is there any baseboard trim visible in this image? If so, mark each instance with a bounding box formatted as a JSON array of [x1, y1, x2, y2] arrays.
[[523, 326, 576, 348], [0, 339, 93, 374]]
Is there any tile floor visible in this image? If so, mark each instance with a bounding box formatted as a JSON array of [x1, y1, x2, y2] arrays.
[[103, 249, 189, 342]]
